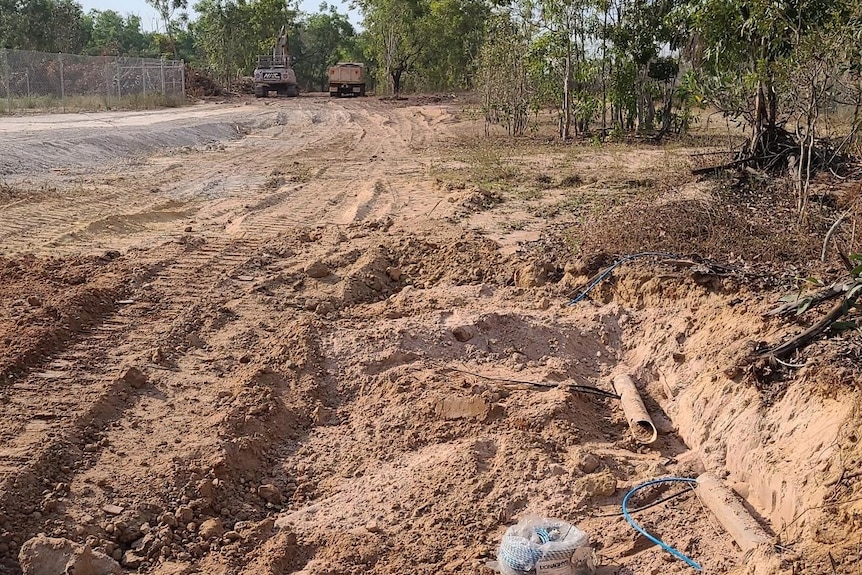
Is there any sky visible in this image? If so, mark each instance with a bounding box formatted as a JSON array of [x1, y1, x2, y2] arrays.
[[77, 1, 361, 32]]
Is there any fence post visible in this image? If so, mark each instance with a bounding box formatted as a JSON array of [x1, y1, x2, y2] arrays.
[[117, 58, 121, 100], [104, 62, 110, 107], [142, 60, 146, 96], [1, 49, 11, 112], [160, 58, 165, 95], [58, 53, 65, 111], [180, 60, 185, 101]]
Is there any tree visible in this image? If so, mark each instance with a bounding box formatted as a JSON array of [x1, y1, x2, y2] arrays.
[[293, 4, 358, 91], [193, 0, 301, 85], [146, 0, 188, 58], [478, 11, 531, 136], [86, 10, 151, 56], [0, 0, 90, 52]]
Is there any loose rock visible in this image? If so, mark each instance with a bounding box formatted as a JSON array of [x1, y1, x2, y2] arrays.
[[578, 453, 601, 474], [102, 504, 124, 516], [175, 506, 193, 523], [451, 326, 474, 342], [576, 471, 617, 498], [18, 535, 122, 575], [305, 261, 330, 279], [258, 484, 283, 505], [198, 518, 224, 539], [119, 367, 147, 389]]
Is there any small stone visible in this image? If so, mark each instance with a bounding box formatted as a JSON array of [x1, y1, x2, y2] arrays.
[[305, 261, 330, 279], [538, 297, 551, 310], [548, 464, 566, 477], [120, 367, 147, 389], [196, 479, 214, 500], [239, 355, 251, 364], [365, 520, 381, 533], [578, 453, 601, 474], [159, 512, 177, 528], [224, 531, 241, 542], [312, 406, 331, 426], [673, 352, 686, 363], [257, 484, 282, 505], [131, 533, 155, 553], [175, 506, 193, 523], [102, 504, 124, 515], [386, 267, 402, 281], [27, 296, 42, 307], [315, 301, 334, 315], [184, 226, 193, 232], [112, 548, 122, 562], [187, 522, 197, 532], [122, 549, 145, 568], [198, 518, 224, 539], [452, 326, 474, 343], [576, 471, 617, 498]]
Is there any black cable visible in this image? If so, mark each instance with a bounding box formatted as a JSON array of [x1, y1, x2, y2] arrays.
[[589, 485, 695, 518], [445, 367, 620, 399]]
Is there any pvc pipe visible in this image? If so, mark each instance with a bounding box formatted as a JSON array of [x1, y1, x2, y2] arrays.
[[695, 473, 771, 553], [612, 374, 658, 444]]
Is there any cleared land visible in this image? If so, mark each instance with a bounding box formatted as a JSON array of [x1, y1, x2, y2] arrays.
[[0, 96, 860, 575]]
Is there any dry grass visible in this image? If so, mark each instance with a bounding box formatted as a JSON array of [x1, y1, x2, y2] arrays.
[[0, 93, 187, 115]]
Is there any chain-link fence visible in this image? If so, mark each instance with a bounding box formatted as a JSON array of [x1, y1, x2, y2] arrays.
[[0, 49, 185, 113]]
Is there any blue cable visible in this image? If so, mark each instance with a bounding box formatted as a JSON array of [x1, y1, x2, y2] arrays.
[[569, 252, 680, 305], [622, 477, 702, 571]]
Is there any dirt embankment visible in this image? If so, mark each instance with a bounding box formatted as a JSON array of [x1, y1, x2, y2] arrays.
[[0, 96, 860, 575]]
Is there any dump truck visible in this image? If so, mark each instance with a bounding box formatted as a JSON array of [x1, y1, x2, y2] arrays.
[[328, 63, 366, 97], [254, 26, 299, 98]]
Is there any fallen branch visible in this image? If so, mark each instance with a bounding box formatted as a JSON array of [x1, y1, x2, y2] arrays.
[[760, 298, 847, 359], [765, 280, 856, 317], [691, 156, 758, 176], [821, 212, 849, 263]]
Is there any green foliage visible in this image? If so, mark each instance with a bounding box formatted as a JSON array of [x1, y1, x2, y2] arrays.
[[0, 0, 91, 52], [192, 0, 301, 85], [85, 11, 152, 57], [356, 0, 490, 94], [292, 5, 359, 91]]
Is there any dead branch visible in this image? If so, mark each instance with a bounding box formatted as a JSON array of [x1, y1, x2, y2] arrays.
[[833, 238, 854, 273], [821, 211, 849, 262], [760, 298, 848, 359], [765, 280, 857, 317], [691, 156, 758, 176]]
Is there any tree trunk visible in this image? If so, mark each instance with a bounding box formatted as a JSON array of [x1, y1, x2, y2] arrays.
[[601, 5, 608, 139], [392, 68, 403, 96], [562, 39, 572, 140]]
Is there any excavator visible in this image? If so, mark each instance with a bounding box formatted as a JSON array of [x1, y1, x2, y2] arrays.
[[253, 26, 299, 98]]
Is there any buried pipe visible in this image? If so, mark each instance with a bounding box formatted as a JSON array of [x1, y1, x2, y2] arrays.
[[695, 473, 772, 554], [612, 374, 658, 444]]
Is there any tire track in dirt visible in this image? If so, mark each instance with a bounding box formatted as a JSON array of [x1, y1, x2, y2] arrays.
[[0, 235, 281, 569]]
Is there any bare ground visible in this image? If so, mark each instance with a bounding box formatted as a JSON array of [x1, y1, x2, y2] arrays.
[[0, 96, 860, 575]]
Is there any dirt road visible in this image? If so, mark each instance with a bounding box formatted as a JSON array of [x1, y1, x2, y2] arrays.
[[0, 97, 859, 575]]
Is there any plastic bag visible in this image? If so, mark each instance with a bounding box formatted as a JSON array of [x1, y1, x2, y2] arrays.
[[497, 516, 590, 575]]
